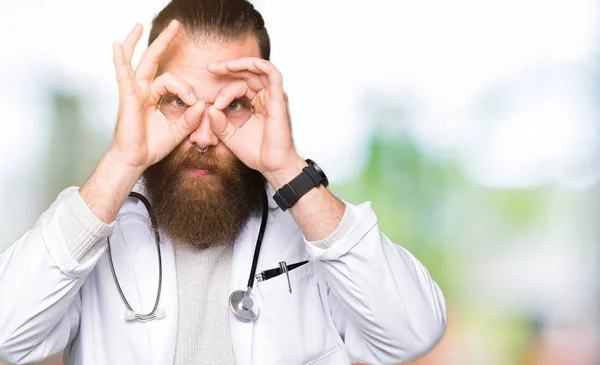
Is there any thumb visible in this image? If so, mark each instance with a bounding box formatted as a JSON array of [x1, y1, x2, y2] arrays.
[[208, 104, 238, 148], [174, 102, 206, 143]]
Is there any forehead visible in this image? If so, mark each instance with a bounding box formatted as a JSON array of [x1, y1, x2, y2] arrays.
[[157, 33, 261, 99]]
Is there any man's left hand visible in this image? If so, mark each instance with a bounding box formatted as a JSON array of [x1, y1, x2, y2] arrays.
[[206, 58, 306, 187]]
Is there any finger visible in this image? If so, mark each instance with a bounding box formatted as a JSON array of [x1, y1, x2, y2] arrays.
[[151, 72, 198, 105], [253, 60, 288, 122], [213, 79, 258, 110], [173, 101, 206, 141], [284, 92, 292, 122], [206, 69, 265, 92], [209, 58, 284, 105], [123, 24, 143, 63], [208, 57, 275, 77], [252, 59, 285, 105], [113, 42, 136, 96], [207, 104, 238, 149], [135, 19, 180, 82], [260, 74, 269, 90], [207, 57, 263, 74]]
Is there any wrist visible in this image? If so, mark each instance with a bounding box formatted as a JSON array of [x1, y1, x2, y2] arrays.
[[103, 150, 147, 179], [79, 152, 146, 224], [263, 157, 307, 191], [106, 144, 153, 169]]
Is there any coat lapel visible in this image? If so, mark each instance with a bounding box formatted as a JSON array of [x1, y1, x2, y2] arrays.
[[230, 186, 281, 365]]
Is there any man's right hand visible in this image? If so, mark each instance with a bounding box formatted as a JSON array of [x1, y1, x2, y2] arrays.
[[110, 19, 205, 170], [79, 20, 203, 224]]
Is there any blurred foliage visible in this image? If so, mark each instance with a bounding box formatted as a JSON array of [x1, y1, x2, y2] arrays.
[[41, 89, 110, 208], [331, 134, 462, 296]]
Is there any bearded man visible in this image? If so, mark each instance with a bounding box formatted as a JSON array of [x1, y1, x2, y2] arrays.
[[0, 1, 447, 364]]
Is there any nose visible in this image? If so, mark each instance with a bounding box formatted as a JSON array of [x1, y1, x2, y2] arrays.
[[188, 102, 219, 149]]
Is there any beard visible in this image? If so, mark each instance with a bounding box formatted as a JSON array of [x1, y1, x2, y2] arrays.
[[142, 146, 265, 247]]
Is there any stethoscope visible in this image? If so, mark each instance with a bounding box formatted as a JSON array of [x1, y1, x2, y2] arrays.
[[107, 191, 308, 323]]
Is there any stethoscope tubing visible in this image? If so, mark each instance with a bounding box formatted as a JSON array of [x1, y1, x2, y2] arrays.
[[107, 192, 163, 321], [246, 192, 269, 290], [107, 190, 309, 323]]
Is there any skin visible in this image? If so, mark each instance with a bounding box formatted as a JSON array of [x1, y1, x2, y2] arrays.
[[79, 20, 345, 241]]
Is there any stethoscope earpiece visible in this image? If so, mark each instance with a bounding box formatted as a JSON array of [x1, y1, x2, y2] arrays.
[[155, 308, 167, 319], [125, 310, 136, 321]]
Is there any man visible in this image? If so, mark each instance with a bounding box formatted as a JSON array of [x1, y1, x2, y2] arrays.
[[0, 0, 447, 364]]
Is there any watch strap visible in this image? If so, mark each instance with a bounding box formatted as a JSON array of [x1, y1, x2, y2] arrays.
[[273, 160, 327, 211]]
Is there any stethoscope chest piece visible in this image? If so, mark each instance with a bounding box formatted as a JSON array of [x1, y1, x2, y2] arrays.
[[229, 289, 259, 322]]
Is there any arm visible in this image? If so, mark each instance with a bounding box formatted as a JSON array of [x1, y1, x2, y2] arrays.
[[79, 152, 145, 224], [0, 20, 204, 363], [0, 148, 141, 364], [0, 187, 109, 364], [206, 58, 446, 364], [266, 162, 446, 363], [0, 155, 145, 363], [263, 157, 346, 241], [306, 202, 447, 364]]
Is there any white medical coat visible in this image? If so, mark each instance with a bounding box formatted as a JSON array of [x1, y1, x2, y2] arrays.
[[0, 186, 446, 364]]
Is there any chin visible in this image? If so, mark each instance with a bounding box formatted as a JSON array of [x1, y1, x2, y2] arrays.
[[178, 175, 225, 199]]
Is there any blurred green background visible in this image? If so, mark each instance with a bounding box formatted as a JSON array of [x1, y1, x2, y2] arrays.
[[1, 0, 598, 364]]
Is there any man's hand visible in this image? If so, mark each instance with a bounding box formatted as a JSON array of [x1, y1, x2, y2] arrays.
[[206, 58, 306, 189], [206, 59, 345, 241], [80, 21, 204, 224], [111, 20, 205, 170]]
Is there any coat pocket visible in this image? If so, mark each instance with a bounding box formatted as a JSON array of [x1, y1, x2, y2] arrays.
[[255, 262, 342, 364]]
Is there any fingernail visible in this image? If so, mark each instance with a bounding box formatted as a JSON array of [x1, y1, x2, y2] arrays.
[[215, 96, 222, 107], [169, 19, 179, 28], [208, 63, 219, 69], [189, 93, 197, 104]]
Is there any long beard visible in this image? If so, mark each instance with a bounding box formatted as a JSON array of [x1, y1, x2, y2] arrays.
[[142, 147, 265, 247]]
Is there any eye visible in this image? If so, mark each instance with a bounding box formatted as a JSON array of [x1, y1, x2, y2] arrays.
[[158, 94, 189, 120], [160, 94, 188, 108], [227, 100, 241, 111], [174, 97, 186, 107], [227, 99, 251, 111]]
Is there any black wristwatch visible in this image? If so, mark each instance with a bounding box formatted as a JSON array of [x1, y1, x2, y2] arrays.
[[273, 159, 329, 211]]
